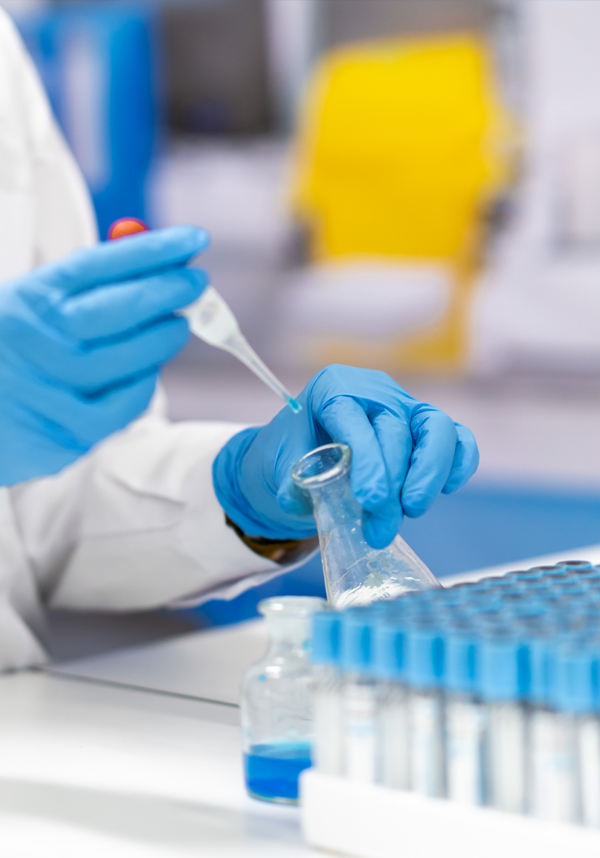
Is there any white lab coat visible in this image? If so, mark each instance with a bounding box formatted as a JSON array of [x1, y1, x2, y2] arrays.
[[0, 10, 284, 671]]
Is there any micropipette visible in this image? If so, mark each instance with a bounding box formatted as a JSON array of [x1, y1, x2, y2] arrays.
[[108, 219, 302, 414]]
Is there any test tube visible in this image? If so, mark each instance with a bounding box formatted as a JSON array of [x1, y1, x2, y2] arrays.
[[557, 561, 595, 579], [528, 637, 579, 822], [534, 566, 568, 578], [556, 646, 600, 827], [406, 623, 446, 798], [373, 618, 410, 790], [340, 609, 378, 783], [311, 611, 344, 776], [480, 633, 528, 813], [444, 626, 484, 805]]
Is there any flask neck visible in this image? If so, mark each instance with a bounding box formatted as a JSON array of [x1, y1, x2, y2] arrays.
[[304, 472, 361, 533], [292, 442, 357, 532]]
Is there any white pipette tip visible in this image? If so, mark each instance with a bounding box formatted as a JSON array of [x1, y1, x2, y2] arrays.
[[108, 221, 301, 413]]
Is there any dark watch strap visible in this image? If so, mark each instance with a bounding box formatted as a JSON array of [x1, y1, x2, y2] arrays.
[[225, 515, 319, 565]]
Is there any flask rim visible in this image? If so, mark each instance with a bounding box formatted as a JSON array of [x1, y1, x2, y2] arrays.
[[291, 443, 351, 489]]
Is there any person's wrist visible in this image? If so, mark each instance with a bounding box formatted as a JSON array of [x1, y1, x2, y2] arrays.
[[212, 428, 316, 541]]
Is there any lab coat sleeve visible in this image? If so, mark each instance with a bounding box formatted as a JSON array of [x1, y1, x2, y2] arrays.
[[0, 10, 288, 620], [1, 8, 100, 260], [9, 408, 285, 613]]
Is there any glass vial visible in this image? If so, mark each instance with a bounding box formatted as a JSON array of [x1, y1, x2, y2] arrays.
[[291, 443, 440, 609], [241, 595, 326, 803]]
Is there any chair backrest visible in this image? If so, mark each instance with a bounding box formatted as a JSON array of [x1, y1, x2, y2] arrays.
[[289, 34, 517, 374], [292, 33, 516, 265]]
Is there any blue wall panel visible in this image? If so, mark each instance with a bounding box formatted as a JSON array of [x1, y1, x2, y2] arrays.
[[18, 2, 158, 238]]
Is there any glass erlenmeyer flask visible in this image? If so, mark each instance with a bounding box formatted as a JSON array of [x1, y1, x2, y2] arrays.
[[291, 443, 440, 608]]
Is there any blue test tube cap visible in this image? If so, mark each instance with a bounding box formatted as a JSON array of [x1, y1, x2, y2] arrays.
[[509, 568, 546, 582], [414, 588, 447, 602], [311, 611, 341, 666], [559, 576, 592, 589], [557, 560, 594, 574], [553, 647, 597, 714], [472, 593, 504, 609], [499, 590, 526, 604], [340, 609, 375, 674], [539, 569, 570, 581], [373, 621, 407, 679], [405, 626, 444, 689], [528, 638, 556, 706], [478, 576, 514, 590], [519, 579, 551, 593], [508, 601, 546, 619], [447, 581, 479, 593], [556, 586, 590, 603], [444, 629, 478, 695], [479, 634, 529, 701], [440, 610, 476, 630]]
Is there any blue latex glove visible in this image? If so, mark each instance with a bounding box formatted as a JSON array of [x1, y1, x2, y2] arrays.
[[214, 365, 479, 549], [0, 225, 208, 486]]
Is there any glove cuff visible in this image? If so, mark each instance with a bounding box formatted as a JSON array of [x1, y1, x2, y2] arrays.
[[213, 427, 316, 541]]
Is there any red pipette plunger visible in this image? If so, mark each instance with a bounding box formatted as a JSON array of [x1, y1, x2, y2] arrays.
[[107, 217, 149, 240]]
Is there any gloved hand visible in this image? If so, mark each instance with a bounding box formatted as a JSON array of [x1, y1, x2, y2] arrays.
[[0, 225, 208, 486], [214, 365, 479, 549]]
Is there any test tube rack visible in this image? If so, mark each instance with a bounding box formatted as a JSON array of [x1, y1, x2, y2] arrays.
[[300, 769, 600, 858], [304, 560, 600, 857]]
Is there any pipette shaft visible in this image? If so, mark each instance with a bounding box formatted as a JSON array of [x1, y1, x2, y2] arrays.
[[108, 218, 301, 414]]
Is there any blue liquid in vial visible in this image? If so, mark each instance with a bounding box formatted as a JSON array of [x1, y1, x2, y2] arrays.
[[244, 742, 312, 803]]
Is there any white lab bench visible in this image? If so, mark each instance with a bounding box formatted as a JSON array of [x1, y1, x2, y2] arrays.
[[4, 544, 600, 857], [0, 622, 313, 858]]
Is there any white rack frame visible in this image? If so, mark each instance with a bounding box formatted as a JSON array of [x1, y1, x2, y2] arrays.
[[300, 770, 600, 858]]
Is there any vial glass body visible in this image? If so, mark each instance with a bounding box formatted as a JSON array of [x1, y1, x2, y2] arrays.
[[292, 444, 440, 608], [241, 596, 326, 804]]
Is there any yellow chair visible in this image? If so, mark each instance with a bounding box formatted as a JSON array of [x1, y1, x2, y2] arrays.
[[290, 33, 517, 373]]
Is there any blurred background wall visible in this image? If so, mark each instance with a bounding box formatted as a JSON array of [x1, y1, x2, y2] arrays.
[[5, 0, 600, 637]]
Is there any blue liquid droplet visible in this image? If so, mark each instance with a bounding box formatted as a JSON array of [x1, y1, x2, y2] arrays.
[[286, 397, 302, 414]]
